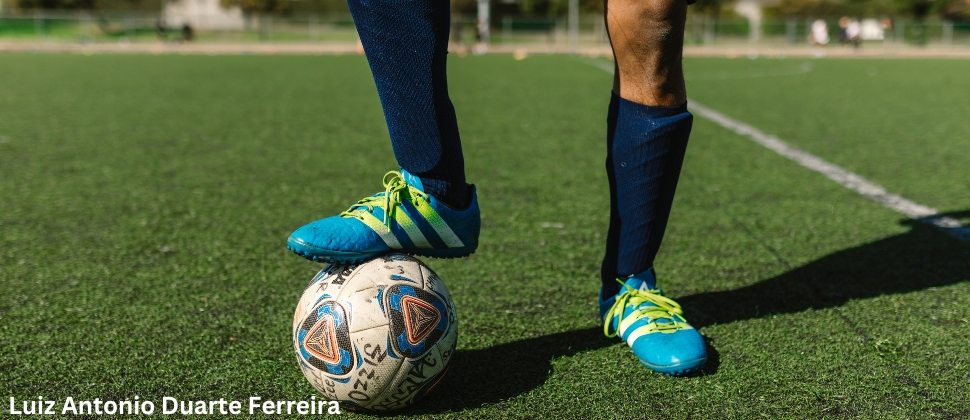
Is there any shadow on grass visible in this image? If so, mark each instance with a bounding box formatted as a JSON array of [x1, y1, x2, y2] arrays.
[[680, 212, 970, 329], [403, 212, 970, 414], [402, 326, 613, 415]]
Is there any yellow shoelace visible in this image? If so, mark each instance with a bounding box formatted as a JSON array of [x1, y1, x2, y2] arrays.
[[340, 171, 428, 227], [604, 281, 686, 337]]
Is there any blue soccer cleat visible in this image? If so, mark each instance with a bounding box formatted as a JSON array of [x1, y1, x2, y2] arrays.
[[601, 268, 707, 376], [287, 170, 480, 264]]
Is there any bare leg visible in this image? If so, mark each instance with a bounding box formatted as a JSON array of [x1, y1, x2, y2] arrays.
[[606, 0, 688, 106], [598, 0, 705, 377]]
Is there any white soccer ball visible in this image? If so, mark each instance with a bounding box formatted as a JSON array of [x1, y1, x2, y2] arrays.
[[292, 254, 458, 412]]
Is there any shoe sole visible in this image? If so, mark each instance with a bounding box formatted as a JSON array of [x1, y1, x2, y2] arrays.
[[641, 356, 708, 377], [287, 236, 476, 264]]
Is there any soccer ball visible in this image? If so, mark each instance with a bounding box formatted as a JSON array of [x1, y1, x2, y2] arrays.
[[292, 254, 458, 412]]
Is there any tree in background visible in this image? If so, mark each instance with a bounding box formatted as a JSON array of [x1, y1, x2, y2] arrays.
[[897, 0, 970, 20], [503, 0, 601, 16], [904, 0, 932, 42], [287, 0, 350, 14], [772, 0, 842, 16], [12, 0, 95, 8], [219, 0, 289, 15], [10, 0, 160, 10], [687, 0, 731, 45], [770, 0, 969, 19], [939, 0, 970, 20], [216, 0, 351, 15], [693, 0, 730, 17], [448, 0, 603, 46]]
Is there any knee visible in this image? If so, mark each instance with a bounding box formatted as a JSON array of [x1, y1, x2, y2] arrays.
[[609, 0, 686, 22], [606, 0, 687, 46]]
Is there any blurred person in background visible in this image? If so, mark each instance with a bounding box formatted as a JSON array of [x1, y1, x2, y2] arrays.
[[846, 19, 862, 49], [472, 18, 487, 55], [181, 24, 194, 43], [809, 19, 830, 57], [156, 20, 168, 42], [287, 0, 709, 376], [881, 17, 894, 45], [839, 16, 850, 45], [880, 17, 893, 31], [452, 15, 467, 55]]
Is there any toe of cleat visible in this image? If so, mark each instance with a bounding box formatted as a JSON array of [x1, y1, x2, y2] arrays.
[[642, 357, 707, 376], [629, 328, 708, 376]]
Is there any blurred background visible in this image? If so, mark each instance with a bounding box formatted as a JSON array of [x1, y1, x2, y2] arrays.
[[1, 0, 969, 53]]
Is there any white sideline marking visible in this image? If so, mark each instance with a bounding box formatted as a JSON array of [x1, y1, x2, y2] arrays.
[[584, 58, 615, 74], [688, 102, 970, 242], [583, 59, 970, 242]]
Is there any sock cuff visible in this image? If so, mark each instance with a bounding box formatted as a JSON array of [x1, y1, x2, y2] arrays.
[[418, 175, 470, 209], [615, 95, 691, 135]]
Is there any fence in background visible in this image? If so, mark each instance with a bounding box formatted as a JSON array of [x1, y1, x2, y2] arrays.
[[0, 11, 358, 43], [685, 17, 970, 48], [1, 11, 969, 49]]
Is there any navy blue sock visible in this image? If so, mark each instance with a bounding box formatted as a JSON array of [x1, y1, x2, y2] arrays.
[[347, 0, 469, 209], [601, 92, 693, 297], [601, 92, 623, 296]]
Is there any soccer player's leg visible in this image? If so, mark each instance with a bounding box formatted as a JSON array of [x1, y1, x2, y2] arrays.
[[598, 0, 707, 375], [287, 0, 479, 264]]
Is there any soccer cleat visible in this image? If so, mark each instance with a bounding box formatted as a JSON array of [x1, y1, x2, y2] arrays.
[[601, 269, 707, 376], [287, 170, 480, 264]]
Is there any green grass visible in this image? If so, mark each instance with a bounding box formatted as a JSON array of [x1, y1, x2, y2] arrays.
[[0, 17, 362, 43], [684, 58, 970, 213], [1, 53, 968, 419]]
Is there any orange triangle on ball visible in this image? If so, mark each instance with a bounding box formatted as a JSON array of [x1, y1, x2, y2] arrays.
[[305, 316, 340, 365], [401, 296, 440, 345]]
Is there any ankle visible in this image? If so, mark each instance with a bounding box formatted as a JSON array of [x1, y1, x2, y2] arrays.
[[420, 178, 471, 210]]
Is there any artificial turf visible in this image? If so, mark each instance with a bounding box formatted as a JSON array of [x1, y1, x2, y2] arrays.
[[0, 53, 968, 419], [683, 57, 970, 213]]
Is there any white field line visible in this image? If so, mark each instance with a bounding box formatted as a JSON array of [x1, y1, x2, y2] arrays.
[[689, 102, 970, 242], [583, 58, 970, 242], [585, 59, 616, 74]]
